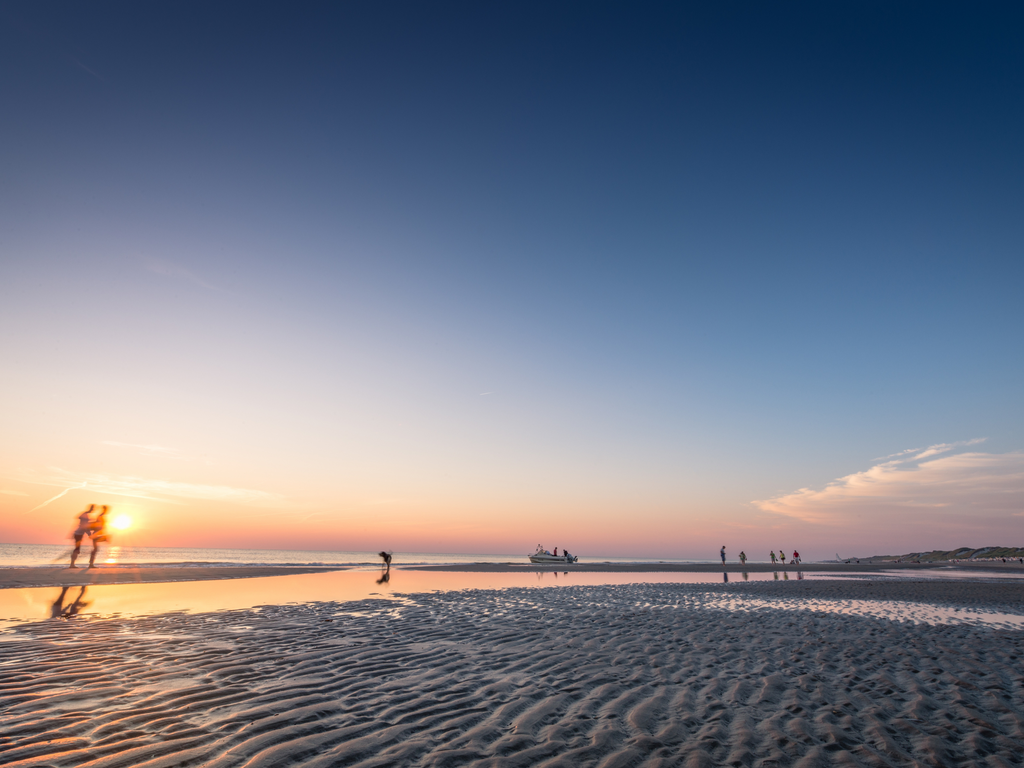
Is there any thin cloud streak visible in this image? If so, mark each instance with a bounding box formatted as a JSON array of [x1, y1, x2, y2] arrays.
[[754, 441, 1024, 526], [24, 470, 282, 507], [28, 484, 87, 512], [144, 257, 219, 291], [102, 441, 180, 455]]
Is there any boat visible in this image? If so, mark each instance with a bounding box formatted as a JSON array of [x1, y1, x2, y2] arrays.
[[529, 545, 578, 564]]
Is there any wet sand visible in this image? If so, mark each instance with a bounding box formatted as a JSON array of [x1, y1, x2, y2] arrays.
[[2, 579, 1023, 767], [3, 561, 1020, 591], [0, 565, 348, 590]]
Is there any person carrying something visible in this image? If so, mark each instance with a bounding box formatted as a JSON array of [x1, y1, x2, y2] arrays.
[[69, 505, 95, 569], [770, 550, 777, 565]]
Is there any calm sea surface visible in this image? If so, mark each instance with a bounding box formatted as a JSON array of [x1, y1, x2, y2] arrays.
[[0, 543, 720, 568]]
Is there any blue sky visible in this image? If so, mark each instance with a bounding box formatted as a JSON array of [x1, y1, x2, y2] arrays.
[[1, 2, 1022, 557]]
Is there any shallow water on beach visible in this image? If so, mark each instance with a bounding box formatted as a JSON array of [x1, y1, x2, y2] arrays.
[[2, 568, 1023, 631]]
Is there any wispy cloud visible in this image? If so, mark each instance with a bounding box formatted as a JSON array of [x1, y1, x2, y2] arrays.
[[144, 257, 219, 291], [29, 484, 88, 512], [23, 469, 282, 507], [69, 55, 104, 82], [101, 441, 181, 457], [753, 440, 1024, 525]]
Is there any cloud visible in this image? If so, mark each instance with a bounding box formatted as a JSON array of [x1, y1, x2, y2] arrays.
[[23, 469, 282, 507], [101, 441, 181, 457], [69, 56, 104, 81], [0, 489, 28, 496], [911, 438, 986, 461], [753, 441, 1024, 525], [28, 483, 87, 512], [144, 257, 218, 291]]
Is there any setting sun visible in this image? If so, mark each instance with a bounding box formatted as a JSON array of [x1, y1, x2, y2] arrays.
[[112, 515, 132, 531]]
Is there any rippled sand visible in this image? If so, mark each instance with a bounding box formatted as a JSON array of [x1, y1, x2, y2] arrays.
[[2, 580, 1023, 767]]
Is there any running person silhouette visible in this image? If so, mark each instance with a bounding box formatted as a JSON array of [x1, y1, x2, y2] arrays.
[[87, 506, 110, 569], [69, 505, 95, 569]]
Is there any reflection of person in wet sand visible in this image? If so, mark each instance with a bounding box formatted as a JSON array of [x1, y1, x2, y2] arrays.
[[50, 586, 90, 619], [88, 506, 110, 569], [69, 505, 95, 569]]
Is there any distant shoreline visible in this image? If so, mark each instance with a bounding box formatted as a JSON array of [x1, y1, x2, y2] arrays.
[[403, 561, 1024, 573]]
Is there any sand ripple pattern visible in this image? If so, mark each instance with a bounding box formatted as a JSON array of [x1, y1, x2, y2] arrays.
[[2, 582, 1024, 767]]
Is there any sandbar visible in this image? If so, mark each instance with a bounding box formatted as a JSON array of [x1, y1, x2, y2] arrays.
[[0, 565, 348, 590], [404, 561, 1024, 573]]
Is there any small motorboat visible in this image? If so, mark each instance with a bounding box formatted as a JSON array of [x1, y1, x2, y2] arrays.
[[529, 545, 578, 564]]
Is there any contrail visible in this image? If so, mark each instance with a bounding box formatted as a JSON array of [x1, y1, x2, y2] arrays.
[[28, 484, 87, 512]]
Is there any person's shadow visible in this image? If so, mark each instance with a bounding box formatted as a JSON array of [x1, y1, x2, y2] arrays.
[[50, 586, 90, 619]]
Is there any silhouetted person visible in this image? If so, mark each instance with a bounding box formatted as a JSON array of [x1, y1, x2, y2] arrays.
[[88, 506, 110, 569], [720, 546, 726, 564], [376, 551, 392, 584], [69, 505, 95, 569]]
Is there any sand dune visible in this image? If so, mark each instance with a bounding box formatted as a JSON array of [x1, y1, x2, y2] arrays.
[[1, 580, 1023, 767]]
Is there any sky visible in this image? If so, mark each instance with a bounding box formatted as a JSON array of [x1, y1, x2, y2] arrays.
[[1, 1, 1022, 559]]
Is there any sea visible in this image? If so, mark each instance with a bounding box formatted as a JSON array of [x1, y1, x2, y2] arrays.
[[0, 543, 721, 569]]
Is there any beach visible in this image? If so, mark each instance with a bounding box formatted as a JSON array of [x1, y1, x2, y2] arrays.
[[2, 575, 1024, 767], [0, 565, 349, 590], [2, 560, 1023, 591]]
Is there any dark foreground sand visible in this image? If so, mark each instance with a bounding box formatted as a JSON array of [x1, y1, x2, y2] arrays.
[[2, 579, 1024, 767], [0, 565, 348, 589]]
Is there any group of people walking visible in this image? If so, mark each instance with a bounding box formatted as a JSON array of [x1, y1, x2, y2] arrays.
[[69, 505, 110, 569], [720, 547, 800, 565]]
